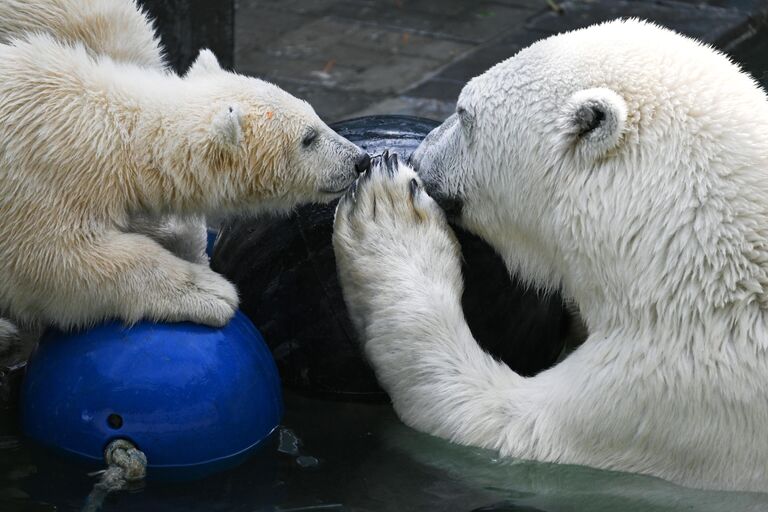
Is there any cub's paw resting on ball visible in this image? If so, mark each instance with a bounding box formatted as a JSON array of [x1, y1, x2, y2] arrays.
[[173, 263, 240, 327]]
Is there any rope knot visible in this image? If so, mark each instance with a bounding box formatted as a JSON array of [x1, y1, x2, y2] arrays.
[[82, 439, 147, 512], [104, 439, 147, 482]]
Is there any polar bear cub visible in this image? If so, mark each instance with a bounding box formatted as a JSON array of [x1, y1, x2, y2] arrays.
[[0, 0, 211, 268], [0, 27, 368, 335], [0, 0, 186, 352], [334, 20, 768, 492]]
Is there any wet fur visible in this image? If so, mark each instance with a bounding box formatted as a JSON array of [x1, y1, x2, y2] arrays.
[[0, 0, 365, 331], [335, 20, 768, 492]]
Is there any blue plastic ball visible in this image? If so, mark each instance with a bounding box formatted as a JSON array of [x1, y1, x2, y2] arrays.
[[20, 311, 283, 480]]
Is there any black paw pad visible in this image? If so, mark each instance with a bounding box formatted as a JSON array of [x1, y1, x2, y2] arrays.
[[370, 152, 386, 176]]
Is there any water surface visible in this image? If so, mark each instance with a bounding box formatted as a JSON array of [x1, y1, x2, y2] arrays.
[[2, 390, 767, 512]]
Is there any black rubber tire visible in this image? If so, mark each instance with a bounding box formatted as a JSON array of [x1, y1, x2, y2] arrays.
[[211, 116, 569, 400]]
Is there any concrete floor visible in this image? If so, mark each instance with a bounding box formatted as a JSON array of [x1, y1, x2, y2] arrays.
[[233, 0, 768, 122], [233, 0, 543, 121]]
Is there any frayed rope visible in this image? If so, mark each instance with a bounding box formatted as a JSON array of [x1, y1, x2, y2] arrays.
[[82, 439, 147, 512]]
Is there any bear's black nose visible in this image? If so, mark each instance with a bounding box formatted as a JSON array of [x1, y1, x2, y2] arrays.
[[355, 153, 371, 174]]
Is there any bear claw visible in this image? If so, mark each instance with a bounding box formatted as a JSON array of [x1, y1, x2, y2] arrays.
[[385, 152, 398, 176], [409, 178, 420, 198]]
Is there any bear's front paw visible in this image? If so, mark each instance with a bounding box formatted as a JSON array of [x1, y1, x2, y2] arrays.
[[333, 152, 462, 334], [183, 266, 240, 327]]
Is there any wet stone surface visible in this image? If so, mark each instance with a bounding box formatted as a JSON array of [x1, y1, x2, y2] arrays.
[[234, 0, 768, 121]]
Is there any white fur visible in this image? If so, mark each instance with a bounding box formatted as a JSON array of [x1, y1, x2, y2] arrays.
[[0, 318, 19, 354], [0, 8, 365, 330], [0, 0, 203, 337], [0, 0, 164, 69], [334, 20, 768, 492], [0, 0, 211, 265], [186, 48, 224, 78], [128, 213, 209, 264], [0, 0, 209, 336]]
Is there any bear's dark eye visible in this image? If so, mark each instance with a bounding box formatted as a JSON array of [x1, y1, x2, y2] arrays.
[[302, 129, 318, 148]]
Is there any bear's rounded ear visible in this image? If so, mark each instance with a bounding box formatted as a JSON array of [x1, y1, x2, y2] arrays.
[[211, 104, 244, 148], [559, 88, 627, 158], [185, 49, 222, 79]]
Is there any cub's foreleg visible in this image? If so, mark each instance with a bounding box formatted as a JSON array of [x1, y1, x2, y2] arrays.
[[10, 231, 238, 329], [128, 213, 209, 264]]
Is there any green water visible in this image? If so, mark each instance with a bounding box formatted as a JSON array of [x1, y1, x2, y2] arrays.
[[1, 391, 767, 512]]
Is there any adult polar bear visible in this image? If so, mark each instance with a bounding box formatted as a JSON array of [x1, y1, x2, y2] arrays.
[[333, 19, 768, 492], [0, 0, 369, 348]]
